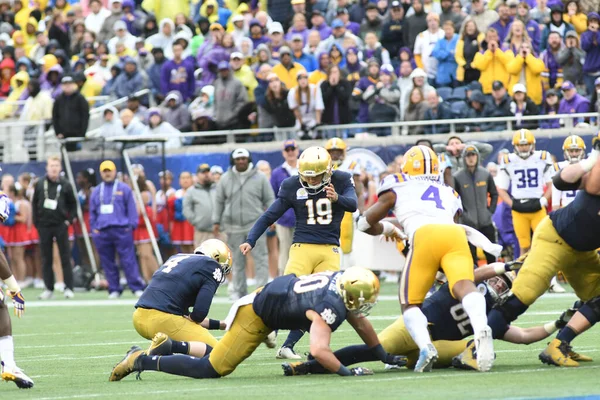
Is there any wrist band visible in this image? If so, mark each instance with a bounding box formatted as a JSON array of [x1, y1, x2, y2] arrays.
[[208, 319, 221, 330], [3, 275, 20, 293], [544, 321, 558, 334], [357, 216, 371, 232], [494, 263, 507, 275]]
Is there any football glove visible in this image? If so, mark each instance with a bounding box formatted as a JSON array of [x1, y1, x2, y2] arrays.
[[380, 221, 407, 242], [350, 367, 373, 376], [504, 259, 524, 272], [511, 198, 543, 213], [8, 291, 25, 318], [385, 354, 408, 367]]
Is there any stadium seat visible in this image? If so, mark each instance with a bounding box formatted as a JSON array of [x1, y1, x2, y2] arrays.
[[436, 87, 453, 102], [451, 101, 468, 118], [450, 86, 467, 102]]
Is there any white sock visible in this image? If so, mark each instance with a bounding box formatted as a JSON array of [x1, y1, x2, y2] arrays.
[[551, 276, 558, 286], [0, 336, 15, 369], [403, 307, 432, 351], [461, 292, 489, 334]]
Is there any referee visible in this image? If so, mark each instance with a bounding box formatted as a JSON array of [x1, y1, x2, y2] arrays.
[[32, 155, 77, 300]]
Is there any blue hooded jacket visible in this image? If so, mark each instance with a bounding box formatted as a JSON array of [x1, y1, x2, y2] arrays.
[[112, 57, 145, 99]]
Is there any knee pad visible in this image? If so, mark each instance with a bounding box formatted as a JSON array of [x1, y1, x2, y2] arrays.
[[578, 296, 600, 326]]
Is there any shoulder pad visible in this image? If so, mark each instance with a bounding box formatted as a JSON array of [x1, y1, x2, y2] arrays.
[[502, 154, 510, 165], [439, 153, 446, 162], [539, 150, 552, 163], [452, 188, 460, 199], [377, 173, 406, 195], [553, 162, 560, 172]]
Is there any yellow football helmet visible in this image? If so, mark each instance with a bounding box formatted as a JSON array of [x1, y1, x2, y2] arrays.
[[401, 145, 439, 179], [195, 239, 233, 276], [298, 146, 333, 194], [337, 267, 380, 316], [512, 129, 536, 158], [324, 138, 347, 167], [562, 135, 586, 163]]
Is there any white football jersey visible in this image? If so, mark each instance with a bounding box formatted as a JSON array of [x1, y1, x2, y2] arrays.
[[496, 151, 555, 199], [552, 160, 578, 208], [377, 173, 462, 241], [0, 190, 9, 222], [336, 158, 362, 176]]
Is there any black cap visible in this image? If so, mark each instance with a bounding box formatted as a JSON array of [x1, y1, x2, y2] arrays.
[[546, 88, 558, 97], [492, 80, 504, 91], [366, 3, 378, 10], [151, 47, 164, 54], [197, 163, 211, 173], [311, 9, 323, 17], [336, 7, 349, 14]]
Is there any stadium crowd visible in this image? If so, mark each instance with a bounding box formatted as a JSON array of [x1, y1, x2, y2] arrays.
[[0, 0, 598, 143]]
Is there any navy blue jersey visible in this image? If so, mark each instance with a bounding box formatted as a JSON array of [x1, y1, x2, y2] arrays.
[[423, 284, 495, 341], [246, 170, 357, 247], [253, 271, 348, 331], [550, 190, 600, 251], [136, 254, 222, 322]]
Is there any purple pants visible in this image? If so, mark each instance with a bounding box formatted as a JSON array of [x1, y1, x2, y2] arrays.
[[92, 226, 145, 293]]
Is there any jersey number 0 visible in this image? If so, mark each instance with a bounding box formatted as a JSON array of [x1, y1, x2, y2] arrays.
[[305, 198, 333, 225]]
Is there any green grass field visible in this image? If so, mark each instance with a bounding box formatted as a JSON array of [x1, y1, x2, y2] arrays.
[[3, 284, 600, 400]]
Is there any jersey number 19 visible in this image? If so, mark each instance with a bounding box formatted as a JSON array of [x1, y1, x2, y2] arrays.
[[305, 198, 333, 225]]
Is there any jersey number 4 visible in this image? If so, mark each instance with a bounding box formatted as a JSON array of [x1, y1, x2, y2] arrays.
[[305, 198, 333, 225], [162, 255, 192, 273], [421, 186, 445, 210]]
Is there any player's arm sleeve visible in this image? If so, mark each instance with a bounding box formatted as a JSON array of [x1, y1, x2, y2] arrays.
[[543, 161, 556, 183], [190, 277, 219, 323], [246, 197, 292, 247], [495, 168, 510, 190], [487, 173, 498, 214], [336, 176, 358, 212]]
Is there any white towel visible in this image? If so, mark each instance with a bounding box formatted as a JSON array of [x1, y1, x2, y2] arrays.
[[223, 293, 257, 331], [459, 224, 503, 257]]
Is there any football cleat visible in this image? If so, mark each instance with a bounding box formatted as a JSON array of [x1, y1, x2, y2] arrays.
[[64, 289, 75, 299], [452, 341, 478, 371], [569, 350, 593, 362], [282, 362, 310, 376], [539, 339, 579, 367], [414, 343, 438, 373], [549, 277, 566, 293], [147, 333, 173, 356], [1, 362, 34, 389], [276, 346, 302, 360], [109, 346, 145, 381], [474, 326, 494, 372], [350, 367, 373, 376], [264, 331, 277, 349], [37, 290, 53, 300]]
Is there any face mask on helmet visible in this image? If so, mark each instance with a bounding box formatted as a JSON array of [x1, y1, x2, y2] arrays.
[[336, 267, 380, 316], [565, 148, 584, 163], [485, 272, 515, 304], [515, 143, 534, 158], [299, 171, 331, 195]]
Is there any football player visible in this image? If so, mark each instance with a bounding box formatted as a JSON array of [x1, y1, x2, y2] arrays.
[[109, 267, 402, 380], [495, 129, 554, 255], [487, 138, 600, 367], [283, 259, 585, 374], [551, 135, 586, 209], [357, 145, 497, 373], [0, 188, 33, 389], [240, 146, 358, 359], [132, 239, 232, 355]]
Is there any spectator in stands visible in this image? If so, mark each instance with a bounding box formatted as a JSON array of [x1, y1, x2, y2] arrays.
[[213, 148, 274, 300], [270, 139, 298, 273], [183, 164, 218, 247], [453, 145, 498, 264], [286, 13, 310, 45], [252, 44, 277, 72], [593, 77, 600, 112], [112, 57, 145, 100], [160, 43, 195, 102], [248, 19, 270, 49], [483, 80, 512, 130], [126, 95, 148, 124], [563, 0, 588, 35], [456, 20, 484, 85], [414, 12, 444, 85], [288, 70, 324, 139], [403, 0, 428, 50], [558, 80, 591, 124], [581, 12, 600, 96], [516, 2, 541, 53], [311, 11, 332, 40], [490, 3, 513, 44], [472, 27, 512, 94], [424, 89, 454, 134], [160, 91, 191, 133], [20, 78, 53, 123], [465, 89, 487, 131], [213, 61, 248, 131], [48, 11, 71, 57], [337, 7, 361, 37], [120, 109, 146, 136], [505, 19, 533, 55], [108, 20, 136, 54], [52, 75, 89, 152], [353, 58, 380, 124], [85, 0, 111, 35], [188, 85, 216, 134], [510, 83, 539, 129], [30, 157, 75, 300], [98, 0, 124, 44], [264, 73, 296, 129], [230, 52, 258, 102], [540, 31, 565, 91], [290, 34, 317, 72], [90, 160, 145, 299], [96, 106, 124, 139], [362, 31, 391, 66], [380, 1, 405, 58], [397, 61, 414, 120], [328, 43, 347, 68], [540, 88, 561, 128], [404, 87, 429, 135], [143, 108, 182, 149], [506, 41, 544, 105], [557, 31, 584, 86], [440, 0, 464, 29], [318, 19, 362, 53], [147, 18, 176, 59], [254, 65, 276, 129], [321, 65, 353, 128], [304, 29, 323, 56], [360, 4, 384, 39], [530, 0, 550, 25], [407, 0, 441, 17], [432, 21, 459, 87], [269, 23, 286, 60], [362, 64, 400, 135], [272, 46, 306, 89], [0, 57, 14, 98], [465, 0, 499, 33], [540, 5, 574, 51]]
